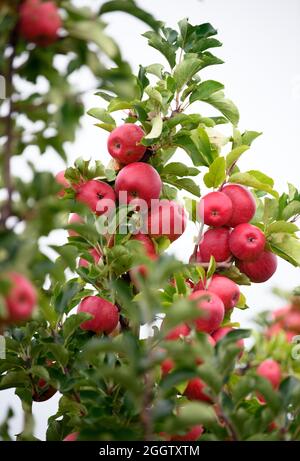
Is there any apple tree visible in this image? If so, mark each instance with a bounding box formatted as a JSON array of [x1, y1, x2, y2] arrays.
[[1, 3, 300, 441]]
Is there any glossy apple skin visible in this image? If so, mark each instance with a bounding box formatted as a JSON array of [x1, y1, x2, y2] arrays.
[[3, 273, 37, 323], [147, 200, 187, 242], [184, 377, 212, 403], [237, 251, 278, 283], [19, 0, 61, 46], [190, 290, 224, 334], [199, 191, 233, 227], [77, 296, 119, 334], [107, 124, 146, 164], [222, 184, 256, 227], [115, 162, 162, 207], [229, 223, 266, 261], [195, 275, 240, 311], [79, 248, 102, 268], [196, 227, 231, 263], [257, 359, 281, 390], [76, 180, 116, 216], [63, 432, 79, 441]]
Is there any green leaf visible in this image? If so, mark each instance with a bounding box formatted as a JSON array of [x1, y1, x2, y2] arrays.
[[0, 371, 30, 390], [226, 146, 249, 170], [163, 176, 200, 197], [269, 233, 300, 267], [202, 91, 240, 126], [173, 57, 203, 91], [177, 402, 217, 427], [63, 312, 93, 342], [46, 344, 69, 367], [206, 256, 216, 279], [282, 200, 300, 220], [172, 132, 208, 167], [247, 170, 274, 187], [66, 20, 121, 62], [204, 157, 226, 188], [107, 98, 133, 112], [145, 63, 164, 78], [162, 162, 199, 177], [241, 130, 262, 146], [143, 31, 177, 68], [99, 1, 161, 32], [190, 127, 214, 165], [229, 172, 278, 198], [266, 221, 298, 236], [144, 115, 163, 139], [87, 108, 116, 124], [53, 280, 82, 315], [189, 80, 224, 103]]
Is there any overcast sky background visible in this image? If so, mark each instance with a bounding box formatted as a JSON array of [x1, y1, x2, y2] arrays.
[[1, 0, 300, 440]]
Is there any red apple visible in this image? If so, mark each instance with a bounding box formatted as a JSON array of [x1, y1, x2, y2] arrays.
[[222, 184, 256, 227], [161, 357, 175, 376], [115, 162, 162, 207], [19, 0, 61, 46], [190, 290, 224, 333], [129, 233, 157, 281], [196, 227, 231, 263], [79, 248, 102, 268], [68, 213, 84, 237], [256, 359, 281, 390], [283, 311, 300, 333], [237, 251, 277, 283], [212, 326, 244, 356], [272, 306, 290, 321], [199, 191, 233, 227], [3, 272, 37, 323], [195, 275, 240, 311], [229, 223, 266, 261], [77, 296, 119, 334], [55, 170, 69, 197], [63, 432, 79, 442], [184, 377, 212, 403], [164, 323, 191, 340], [168, 425, 204, 441], [147, 200, 187, 242], [76, 180, 116, 216], [107, 124, 146, 164]]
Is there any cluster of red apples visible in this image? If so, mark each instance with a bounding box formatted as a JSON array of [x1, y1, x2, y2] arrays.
[[267, 300, 300, 343]]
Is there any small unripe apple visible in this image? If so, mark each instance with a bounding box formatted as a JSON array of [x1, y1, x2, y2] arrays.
[[199, 191, 233, 227], [55, 170, 69, 197], [256, 359, 281, 390], [222, 184, 256, 227], [196, 227, 231, 263], [107, 124, 146, 164], [2, 272, 37, 323], [68, 213, 84, 237], [77, 296, 119, 334], [79, 248, 102, 268], [190, 290, 224, 333], [195, 275, 240, 311], [184, 377, 212, 403], [115, 162, 162, 207], [63, 432, 79, 441], [19, 0, 61, 46], [229, 223, 266, 261], [212, 327, 244, 357], [147, 200, 187, 242], [76, 180, 116, 216], [237, 251, 277, 283]]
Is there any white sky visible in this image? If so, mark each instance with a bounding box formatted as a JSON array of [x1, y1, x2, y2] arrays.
[[1, 0, 300, 440]]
